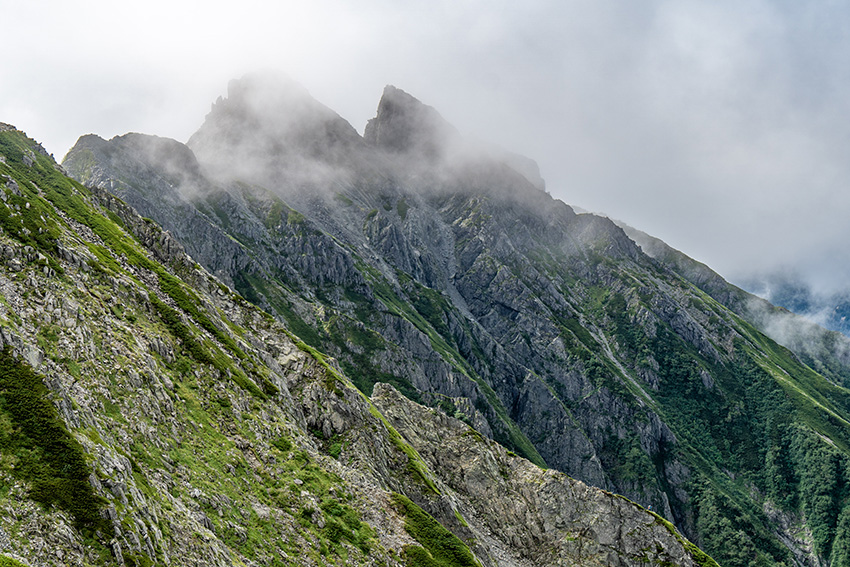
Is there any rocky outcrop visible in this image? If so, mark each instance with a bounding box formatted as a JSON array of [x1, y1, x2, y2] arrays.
[[372, 384, 709, 567], [364, 85, 459, 161], [188, 72, 369, 189]]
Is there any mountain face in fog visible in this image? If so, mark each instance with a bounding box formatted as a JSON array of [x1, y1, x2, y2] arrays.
[[364, 85, 460, 160], [188, 72, 370, 189], [63, 73, 850, 567], [0, 124, 719, 567]]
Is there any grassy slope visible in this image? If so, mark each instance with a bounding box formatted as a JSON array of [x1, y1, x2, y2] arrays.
[[0, 128, 446, 566]]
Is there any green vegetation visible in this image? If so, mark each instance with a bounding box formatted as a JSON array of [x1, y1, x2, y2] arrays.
[[320, 499, 375, 553], [0, 557, 29, 567], [157, 271, 246, 359], [334, 193, 353, 206], [337, 327, 420, 399], [397, 198, 410, 220], [153, 370, 379, 566], [559, 263, 850, 566], [149, 293, 267, 399], [0, 347, 109, 534], [233, 271, 326, 349], [411, 285, 451, 341], [12, 117, 850, 567], [150, 293, 215, 366], [648, 511, 720, 567], [0, 131, 268, 402], [391, 493, 480, 567], [265, 198, 286, 228], [586, 279, 850, 565]]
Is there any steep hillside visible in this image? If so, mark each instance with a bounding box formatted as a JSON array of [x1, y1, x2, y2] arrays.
[[618, 221, 850, 387], [63, 74, 850, 567], [0, 124, 715, 566]]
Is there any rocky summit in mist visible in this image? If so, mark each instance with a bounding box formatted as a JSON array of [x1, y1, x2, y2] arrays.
[[1, 73, 850, 567]]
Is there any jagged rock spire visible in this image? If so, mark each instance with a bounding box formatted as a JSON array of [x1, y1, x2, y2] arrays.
[[364, 85, 459, 160]]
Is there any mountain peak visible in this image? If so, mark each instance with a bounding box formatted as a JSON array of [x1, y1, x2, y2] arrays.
[[364, 85, 459, 159], [219, 71, 315, 118], [187, 73, 363, 184], [191, 71, 360, 145]]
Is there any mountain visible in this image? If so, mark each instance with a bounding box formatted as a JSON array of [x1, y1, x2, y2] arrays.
[[61, 73, 850, 567], [617, 221, 850, 387], [0, 123, 717, 566]]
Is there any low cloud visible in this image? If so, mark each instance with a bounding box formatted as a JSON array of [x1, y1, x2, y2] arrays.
[[3, 1, 850, 296]]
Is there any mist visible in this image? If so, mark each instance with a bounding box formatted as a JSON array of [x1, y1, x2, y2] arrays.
[[4, 0, 850, 299]]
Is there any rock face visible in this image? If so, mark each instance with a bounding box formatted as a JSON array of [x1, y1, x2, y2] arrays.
[[61, 74, 850, 567], [0, 124, 716, 566], [188, 72, 369, 188], [371, 384, 708, 567], [364, 85, 459, 160]]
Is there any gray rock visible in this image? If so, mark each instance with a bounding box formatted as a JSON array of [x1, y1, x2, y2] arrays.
[[111, 540, 124, 565]]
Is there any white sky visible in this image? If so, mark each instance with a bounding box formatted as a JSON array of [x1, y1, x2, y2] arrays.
[[4, 0, 850, 292]]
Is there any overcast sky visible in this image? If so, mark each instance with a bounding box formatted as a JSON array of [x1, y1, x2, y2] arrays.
[[4, 0, 850, 293]]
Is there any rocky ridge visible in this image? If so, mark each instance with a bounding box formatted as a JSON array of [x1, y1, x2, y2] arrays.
[[0, 125, 715, 565]]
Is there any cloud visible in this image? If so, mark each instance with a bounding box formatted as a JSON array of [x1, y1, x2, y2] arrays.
[[3, 1, 850, 294]]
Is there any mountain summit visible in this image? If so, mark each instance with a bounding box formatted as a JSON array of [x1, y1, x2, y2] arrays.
[[188, 72, 366, 187], [364, 85, 459, 160]]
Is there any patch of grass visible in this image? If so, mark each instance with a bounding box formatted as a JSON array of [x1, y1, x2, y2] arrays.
[[0, 139, 64, 263], [471, 378, 546, 468], [367, 407, 439, 495], [0, 347, 110, 535], [271, 436, 293, 453], [149, 293, 266, 399], [558, 316, 598, 352], [320, 499, 374, 553], [397, 198, 410, 220], [291, 337, 345, 395], [149, 293, 214, 366], [156, 271, 246, 360], [410, 284, 452, 343], [391, 493, 480, 567], [235, 271, 325, 348], [334, 193, 353, 206], [650, 512, 721, 567]]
